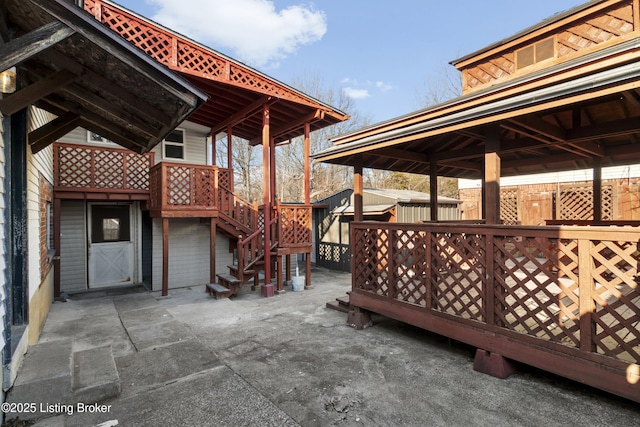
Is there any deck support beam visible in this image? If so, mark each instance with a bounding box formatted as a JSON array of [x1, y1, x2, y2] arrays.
[[484, 124, 501, 224], [354, 156, 363, 222], [593, 157, 602, 221], [162, 217, 169, 296], [210, 218, 216, 283], [430, 162, 438, 221], [261, 103, 274, 297]]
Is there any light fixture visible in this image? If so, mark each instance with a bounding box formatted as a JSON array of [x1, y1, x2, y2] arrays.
[[0, 67, 17, 94]]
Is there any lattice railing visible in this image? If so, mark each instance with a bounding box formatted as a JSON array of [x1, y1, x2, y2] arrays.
[[148, 162, 217, 212], [351, 222, 640, 366], [84, 0, 324, 109], [54, 143, 153, 193], [277, 204, 312, 248]]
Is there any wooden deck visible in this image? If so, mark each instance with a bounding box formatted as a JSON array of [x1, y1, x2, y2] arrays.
[[53, 142, 154, 200], [350, 221, 640, 403]]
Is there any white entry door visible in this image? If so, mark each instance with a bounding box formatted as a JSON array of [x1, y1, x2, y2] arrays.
[[88, 204, 134, 288]]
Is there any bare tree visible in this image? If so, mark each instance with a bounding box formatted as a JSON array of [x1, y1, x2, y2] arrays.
[[276, 72, 372, 202], [214, 134, 262, 203], [415, 64, 462, 108]]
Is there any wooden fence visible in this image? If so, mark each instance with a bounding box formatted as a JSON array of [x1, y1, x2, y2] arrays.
[[350, 221, 640, 402]]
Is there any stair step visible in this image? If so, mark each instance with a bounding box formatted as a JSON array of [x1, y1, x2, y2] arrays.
[[326, 300, 350, 313], [337, 295, 350, 306], [206, 283, 233, 299], [227, 265, 255, 276], [216, 274, 241, 285], [208, 283, 231, 292]]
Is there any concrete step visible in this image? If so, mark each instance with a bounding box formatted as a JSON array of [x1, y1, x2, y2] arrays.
[[5, 342, 119, 423], [71, 345, 121, 404]]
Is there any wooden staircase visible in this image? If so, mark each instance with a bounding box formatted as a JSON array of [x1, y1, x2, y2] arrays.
[[206, 186, 269, 299], [205, 182, 312, 299]]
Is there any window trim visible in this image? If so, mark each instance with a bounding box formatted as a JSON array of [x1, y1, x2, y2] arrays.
[[162, 128, 186, 161]]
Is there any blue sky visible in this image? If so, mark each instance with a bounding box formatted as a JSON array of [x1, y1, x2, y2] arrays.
[[114, 0, 587, 123]]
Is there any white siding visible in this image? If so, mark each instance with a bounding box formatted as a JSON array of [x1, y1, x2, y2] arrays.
[[151, 218, 232, 291], [58, 122, 209, 166], [459, 165, 640, 189], [60, 200, 87, 293], [150, 121, 209, 165], [56, 127, 122, 150]]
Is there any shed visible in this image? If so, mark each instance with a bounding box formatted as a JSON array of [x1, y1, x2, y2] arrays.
[[313, 188, 460, 271]]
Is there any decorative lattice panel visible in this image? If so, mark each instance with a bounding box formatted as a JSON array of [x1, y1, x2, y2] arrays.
[[125, 153, 151, 190], [590, 240, 640, 363], [391, 230, 428, 307], [493, 235, 581, 346], [279, 206, 312, 246], [431, 231, 485, 320], [57, 146, 92, 187], [167, 166, 192, 205], [500, 188, 519, 225], [353, 227, 390, 296], [86, 0, 323, 107], [559, 184, 614, 221], [149, 167, 161, 209], [56, 144, 152, 192], [94, 150, 124, 188], [193, 168, 215, 207], [461, 3, 634, 92], [218, 169, 232, 190]]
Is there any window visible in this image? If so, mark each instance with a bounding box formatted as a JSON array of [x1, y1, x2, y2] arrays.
[[87, 131, 111, 144], [91, 205, 131, 243], [163, 129, 185, 160], [516, 37, 555, 70], [102, 218, 121, 241]]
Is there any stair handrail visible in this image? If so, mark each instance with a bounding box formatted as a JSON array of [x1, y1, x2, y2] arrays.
[[217, 183, 259, 232], [237, 215, 278, 272]]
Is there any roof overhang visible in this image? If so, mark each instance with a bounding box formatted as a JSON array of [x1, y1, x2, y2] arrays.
[[88, 0, 349, 145], [313, 35, 640, 179], [0, 0, 208, 154], [332, 203, 395, 217]]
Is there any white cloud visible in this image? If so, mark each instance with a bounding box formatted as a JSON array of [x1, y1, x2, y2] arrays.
[[148, 0, 327, 68], [340, 78, 392, 100], [343, 87, 370, 99], [376, 81, 393, 92]]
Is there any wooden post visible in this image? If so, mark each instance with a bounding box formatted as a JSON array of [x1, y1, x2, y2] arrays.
[[262, 104, 274, 297], [210, 218, 216, 283], [270, 137, 276, 202], [227, 125, 233, 170], [354, 156, 363, 223], [593, 158, 602, 222], [276, 255, 285, 294], [484, 125, 501, 225], [578, 239, 596, 352], [210, 129, 216, 166], [304, 121, 311, 204], [162, 217, 169, 296], [430, 163, 438, 221], [285, 254, 291, 283], [53, 197, 61, 298], [305, 253, 312, 289]]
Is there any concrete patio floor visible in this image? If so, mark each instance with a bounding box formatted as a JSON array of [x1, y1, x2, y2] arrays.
[[4, 266, 639, 426]]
